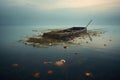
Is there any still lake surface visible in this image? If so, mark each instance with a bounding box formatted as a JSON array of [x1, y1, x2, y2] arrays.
[[0, 25, 120, 80]]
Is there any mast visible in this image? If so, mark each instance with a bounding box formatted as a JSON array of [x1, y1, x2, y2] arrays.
[[85, 20, 93, 41], [85, 20, 92, 27]]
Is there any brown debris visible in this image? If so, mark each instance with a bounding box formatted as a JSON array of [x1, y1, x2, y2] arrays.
[[92, 32, 97, 36], [86, 41, 88, 44], [47, 70, 53, 74], [74, 52, 78, 55], [23, 26, 105, 47], [43, 61, 49, 64], [55, 59, 66, 67], [85, 72, 92, 77], [104, 44, 107, 46], [63, 46, 68, 49], [33, 72, 40, 78], [12, 64, 18, 67], [60, 59, 66, 63], [74, 52, 79, 55]]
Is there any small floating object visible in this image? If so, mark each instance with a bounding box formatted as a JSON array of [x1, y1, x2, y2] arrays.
[[43, 61, 52, 64], [34, 43, 40, 46], [92, 32, 97, 36], [60, 59, 66, 63], [74, 52, 78, 55], [63, 46, 68, 49], [86, 41, 88, 43], [49, 43, 52, 46], [55, 59, 66, 66], [104, 44, 107, 46], [55, 61, 64, 66], [12, 64, 18, 67], [25, 42, 34, 45], [33, 72, 40, 78], [85, 72, 92, 77], [47, 70, 53, 74], [43, 61, 49, 64]]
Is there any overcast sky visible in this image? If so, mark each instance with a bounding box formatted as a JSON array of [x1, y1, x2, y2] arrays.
[[0, 0, 120, 25]]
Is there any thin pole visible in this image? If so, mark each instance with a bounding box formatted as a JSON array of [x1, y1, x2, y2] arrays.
[[85, 20, 92, 27]]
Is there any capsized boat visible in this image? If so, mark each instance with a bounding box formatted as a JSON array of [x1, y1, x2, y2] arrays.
[[42, 20, 92, 41]]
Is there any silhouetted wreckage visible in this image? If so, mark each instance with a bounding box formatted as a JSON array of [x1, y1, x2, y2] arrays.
[[42, 27, 87, 41], [42, 20, 92, 41], [26, 20, 93, 46]]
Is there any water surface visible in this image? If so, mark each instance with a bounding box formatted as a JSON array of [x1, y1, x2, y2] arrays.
[[0, 25, 120, 80]]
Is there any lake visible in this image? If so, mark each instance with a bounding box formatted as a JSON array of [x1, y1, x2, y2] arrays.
[[0, 25, 120, 80]]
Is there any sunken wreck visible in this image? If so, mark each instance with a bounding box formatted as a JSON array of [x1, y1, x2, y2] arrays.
[[42, 20, 92, 41], [42, 27, 87, 41], [26, 20, 92, 45]]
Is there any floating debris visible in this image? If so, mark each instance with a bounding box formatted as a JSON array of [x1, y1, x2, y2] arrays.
[[49, 43, 52, 46], [104, 44, 107, 46], [60, 59, 66, 63], [33, 72, 40, 78], [47, 70, 53, 74], [43, 61, 49, 64], [26, 37, 62, 46], [55, 59, 66, 67], [63, 46, 68, 49], [86, 41, 88, 44], [20, 20, 107, 47], [92, 32, 97, 36], [43, 61, 52, 64], [85, 72, 92, 77], [25, 42, 34, 45], [12, 64, 18, 67], [74, 52, 79, 55], [43, 27, 87, 41]]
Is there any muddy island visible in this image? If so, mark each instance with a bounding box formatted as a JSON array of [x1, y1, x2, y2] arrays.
[[26, 27, 87, 45], [42, 27, 87, 41], [23, 20, 104, 47]]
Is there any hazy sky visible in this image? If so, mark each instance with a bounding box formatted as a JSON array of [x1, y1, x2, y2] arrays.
[[0, 0, 120, 25]]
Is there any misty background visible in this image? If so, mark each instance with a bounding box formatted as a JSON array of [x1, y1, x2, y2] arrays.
[[0, 0, 120, 26]]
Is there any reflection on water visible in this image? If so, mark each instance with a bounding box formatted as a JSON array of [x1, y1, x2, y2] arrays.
[[0, 25, 120, 80]]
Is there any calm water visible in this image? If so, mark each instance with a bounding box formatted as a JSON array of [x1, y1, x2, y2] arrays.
[[0, 25, 120, 80]]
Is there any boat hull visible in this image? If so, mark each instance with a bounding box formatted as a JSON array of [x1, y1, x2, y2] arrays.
[[42, 27, 87, 41]]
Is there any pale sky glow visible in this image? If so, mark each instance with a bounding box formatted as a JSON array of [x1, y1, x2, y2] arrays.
[[3, 0, 120, 11], [44, 0, 119, 10], [0, 0, 120, 25]]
